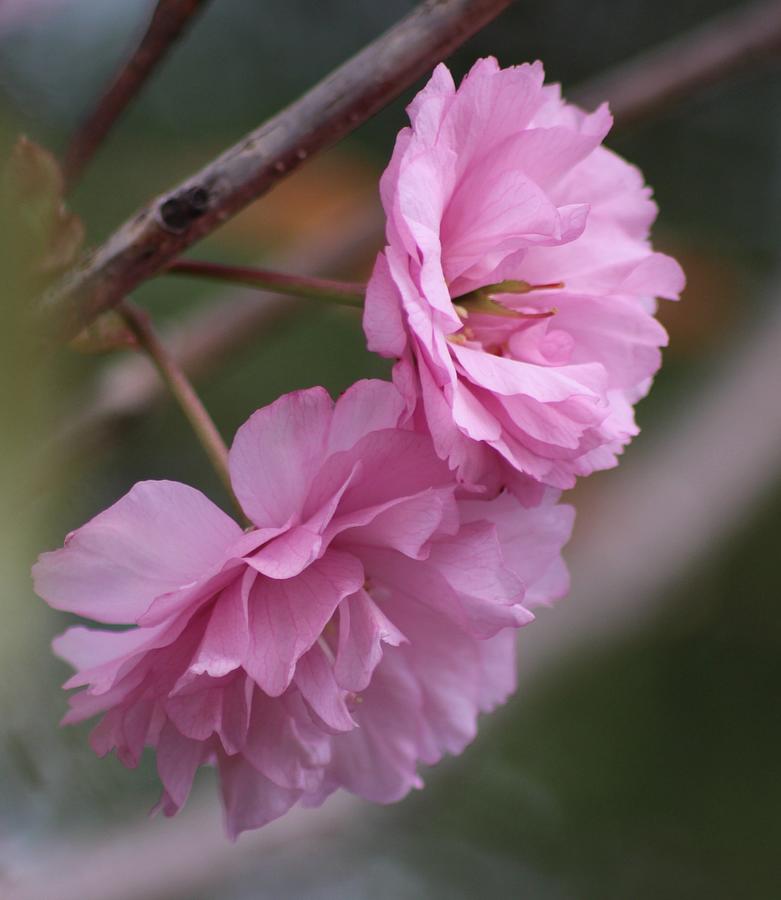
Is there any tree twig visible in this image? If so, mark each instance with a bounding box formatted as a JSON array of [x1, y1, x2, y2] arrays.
[[36, 205, 384, 494], [38, 0, 514, 341], [167, 259, 365, 307], [44, 0, 781, 454], [572, 0, 781, 127], [63, 0, 210, 189], [118, 298, 246, 521]]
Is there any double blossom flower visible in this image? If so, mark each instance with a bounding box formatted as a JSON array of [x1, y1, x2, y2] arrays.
[[34, 58, 682, 836], [34, 381, 572, 837], [364, 58, 684, 498]]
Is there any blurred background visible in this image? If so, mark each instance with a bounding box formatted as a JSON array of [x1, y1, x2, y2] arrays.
[[1, 0, 780, 897]]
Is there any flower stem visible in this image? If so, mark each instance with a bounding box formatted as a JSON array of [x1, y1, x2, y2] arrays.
[[63, 0, 210, 189], [118, 300, 248, 523], [166, 259, 365, 308]]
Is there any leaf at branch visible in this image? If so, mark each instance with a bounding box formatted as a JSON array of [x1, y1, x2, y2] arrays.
[[2, 136, 85, 283], [70, 310, 137, 355]]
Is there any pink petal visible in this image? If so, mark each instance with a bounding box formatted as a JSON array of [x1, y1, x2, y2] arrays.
[[56, 616, 184, 695], [327, 650, 424, 803], [243, 525, 324, 579], [335, 588, 404, 693], [334, 487, 458, 559], [293, 642, 355, 733], [451, 343, 606, 402], [33, 481, 241, 624], [363, 254, 409, 357], [219, 753, 302, 840], [460, 489, 575, 607], [188, 569, 254, 679], [229, 387, 333, 528], [495, 104, 612, 189], [362, 535, 527, 641], [313, 429, 454, 521], [243, 550, 364, 696], [327, 378, 407, 453], [155, 721, 205, 812], [243, 689, 329, 790]]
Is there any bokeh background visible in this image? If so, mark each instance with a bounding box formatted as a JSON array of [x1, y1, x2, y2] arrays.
[[1, 1, 780, 897]]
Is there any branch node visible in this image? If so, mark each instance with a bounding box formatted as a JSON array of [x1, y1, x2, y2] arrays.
[[157, 186, 211, 233]]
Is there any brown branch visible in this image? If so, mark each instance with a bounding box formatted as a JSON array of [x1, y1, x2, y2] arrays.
[[167, 259, 365, 307], [42, 0, 781, 463], [38, 0, 514, 342], [572, 0, 781, 127], [63, 0, 210, 188], [36, 205, 384, 490], [117, 299, 246, 519]]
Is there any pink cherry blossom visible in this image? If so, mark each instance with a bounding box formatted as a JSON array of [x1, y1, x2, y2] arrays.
[[364, 58, 685, 500], [33, 380, 573, 838]]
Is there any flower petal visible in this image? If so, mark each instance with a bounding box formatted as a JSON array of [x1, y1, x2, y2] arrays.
[[244, 550, 364, 696], [33, 480, 241, 624], [229, 387, 333, 528]]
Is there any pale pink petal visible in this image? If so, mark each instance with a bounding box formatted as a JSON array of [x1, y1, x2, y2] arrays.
[[361, 533, 528, 640], [188, 569, 253, 679], [155, 722, 205, 813], [327, 650, 425, 803], [332, 487, 458, 559], [451, 343, 606, 402], [327, 379, 408, 453], [243, 689, 329, 790], [310, 428, 453, 522], [475, 629, 518, 709], [334, 588, 405, 693], [460, 489, 575, 607], [219, 754, 302, 840], [405, 62, 455, 143], [293, 642, 355, 733], [33, 481, 241, 623], [243, 526, 324, 580], [363, 254, 409, 357], [244, 550, 364, 696], [229, 387, 333, 528]]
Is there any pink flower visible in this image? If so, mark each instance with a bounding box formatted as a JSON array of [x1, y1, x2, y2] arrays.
[[33, 380, 573, 838], [364, 58, 685, 499]]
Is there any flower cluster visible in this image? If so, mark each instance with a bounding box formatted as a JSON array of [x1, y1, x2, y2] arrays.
[[33, 59, 681, 838], [365, 58, 684, 499]]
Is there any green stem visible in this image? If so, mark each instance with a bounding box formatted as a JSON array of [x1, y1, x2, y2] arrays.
[[118, 299, 249, 524], [167, 259, 365, 308], [454, 279, 564, 318]]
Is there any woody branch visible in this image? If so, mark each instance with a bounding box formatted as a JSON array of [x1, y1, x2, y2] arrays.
[[38, 0, 515, 342], [64, 0, 211, 188]]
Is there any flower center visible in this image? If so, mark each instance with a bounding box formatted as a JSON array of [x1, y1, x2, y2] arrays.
[[448, 279, 563, 351]]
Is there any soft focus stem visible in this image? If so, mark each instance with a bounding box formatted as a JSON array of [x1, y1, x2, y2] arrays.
[[118, 300, 248, 522], [167, 259, 365, 308], [64, 0, 211, 188]]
